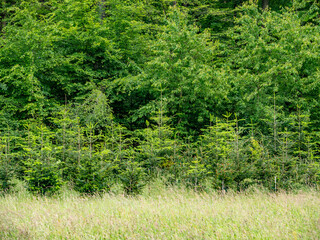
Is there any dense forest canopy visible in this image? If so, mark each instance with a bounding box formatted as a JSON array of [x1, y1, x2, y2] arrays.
[[0, 0, 319, 195]]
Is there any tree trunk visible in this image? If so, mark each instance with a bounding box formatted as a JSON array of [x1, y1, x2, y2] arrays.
[[262, 0, 269, 10]]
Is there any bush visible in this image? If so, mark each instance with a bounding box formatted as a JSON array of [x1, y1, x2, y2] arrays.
[[0, 164, 15, 194], [183, 160, 209, 191], [24, 160, 63, 195], [120, 161, 146, 196], [74, 157, 115, 195]]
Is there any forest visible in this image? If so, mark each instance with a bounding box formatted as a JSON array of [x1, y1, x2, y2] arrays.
[[0, 0, 320, 195]]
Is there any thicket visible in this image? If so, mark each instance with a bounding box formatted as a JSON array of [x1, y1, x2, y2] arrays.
[[0, 0, 320, 195]]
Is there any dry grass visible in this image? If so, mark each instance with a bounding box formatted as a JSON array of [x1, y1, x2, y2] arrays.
[[0, 186, 319, 239]]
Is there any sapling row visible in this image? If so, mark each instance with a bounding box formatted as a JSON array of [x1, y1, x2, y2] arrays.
[[0, 90, 319, 195]]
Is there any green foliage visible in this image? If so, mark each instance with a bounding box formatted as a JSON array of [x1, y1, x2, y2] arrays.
[[21, 121, 63, 195], [221, 3, 320, 131], [0, 160, 15, 194], [0, 0, 120, 120], [0, 125, 16, 192], [0, 165, 14, 193], [24, 160, 62, 195], [183, 159, 209, 191], [0, 0, 319, 195], [137, 99, 178, 175], [137, 8, 222, 135], [74, 156, 115, 195], [120, 160, 146, 196], [199, 114, 239, 189], [51, 106, 81, 180]]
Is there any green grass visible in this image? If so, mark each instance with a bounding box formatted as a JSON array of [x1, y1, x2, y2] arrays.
[[0, 185, 319, 239]]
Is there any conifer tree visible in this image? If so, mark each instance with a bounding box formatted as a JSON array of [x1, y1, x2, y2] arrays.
[[22, 120, 62, 195]]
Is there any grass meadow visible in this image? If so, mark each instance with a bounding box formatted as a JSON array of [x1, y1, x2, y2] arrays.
[[0, 183, 319, 239]]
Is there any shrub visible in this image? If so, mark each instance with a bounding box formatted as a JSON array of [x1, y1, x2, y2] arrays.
[[74, 157, 115, 195], [120, 161, 146, 196], [24, 160, 63, 195], [0, 163, 15, 193]]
